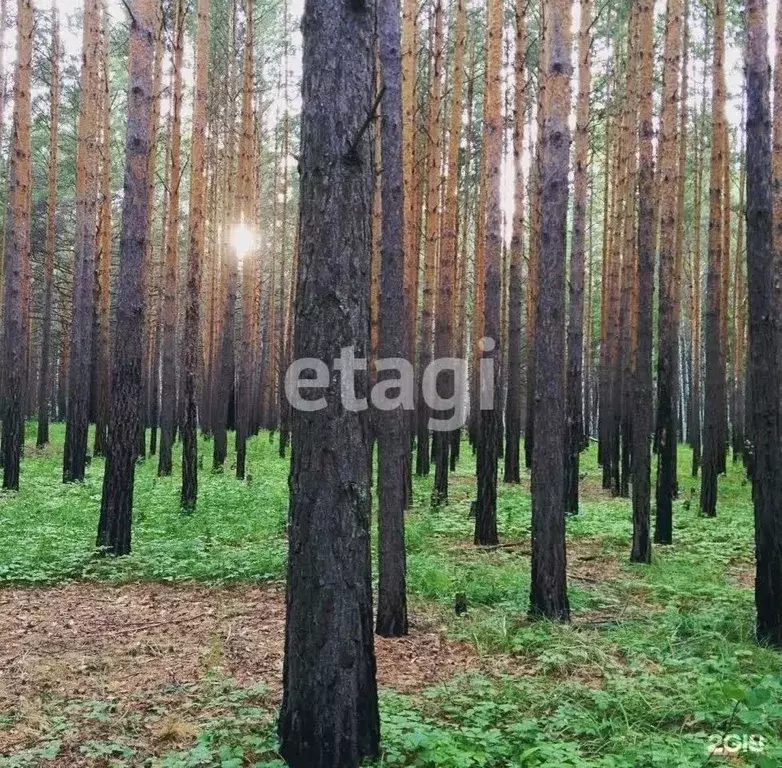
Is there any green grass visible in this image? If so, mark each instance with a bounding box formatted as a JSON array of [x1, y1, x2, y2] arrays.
[[0, 423, 288, 584], [1, 421, 781, 767]]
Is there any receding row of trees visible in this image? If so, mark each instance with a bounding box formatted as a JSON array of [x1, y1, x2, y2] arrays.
[[1, 0, 782, 763]]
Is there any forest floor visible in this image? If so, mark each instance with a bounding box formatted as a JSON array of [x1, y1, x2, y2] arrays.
[[0, 424, 781, 767]]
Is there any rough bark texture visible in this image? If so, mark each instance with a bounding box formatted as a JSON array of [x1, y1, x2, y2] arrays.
[[432, 0, 466, 504], [618, 16, 639, 501], [529, 0, 571, 618], [700, 0, 726, 517], [416, 0, 443, 478], [564, 0, 591, 514], [181, 0, 210, 510], [96, 0, 155, 555], [140, 10, 164, 458], [745, 0, 782, 648], [474, 0, 503, 547], [731, 154, 746, 462], [1, 0, 33, 490], [37, 2, 60, 449], [524, 4, 546, 471], [772, 0, 782, 416], [504, 1, 525, 486], [93, 12, 112, 458], [212, 4, 238, 471], [654, 0, 683, 544], [631, 0, 655, 565], [277, 1, 380, 764], [401, 0, 416, 368], [276, 80, 292, 458], [158, 0, 185, 477], [674, 0, 689, 465], [690, 36, 708, 477], [63, 0, 100, 484], [0, 0, 6, 176], [235, 0, 254, 480], [375, 0, 409, 638]]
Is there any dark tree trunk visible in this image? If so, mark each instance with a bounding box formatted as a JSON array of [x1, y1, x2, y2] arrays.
[[700, 0, 726, 517], [64, 0, 100, 484], [234, 0, 255, 481], [565, 0, 591, 514], [474, 0, 503, 547], [158, 0, 185, 478], [375, 0, 408, 638], [57, 310, 70, 421], [631, 0, 654, 565], [278, 2, 380, 765], [1, 0, 33, 490], [529, 0, 571, 620], [37, 5, 59, 449], [745, 0, 782, 647], [93, 17, 112, 459], [149, 290, 161, 455], [654, 0, 683, 545], [415, 0, 443, 480], [181, 0, 209, 510], [213, 251, 237, 469], [213, 39, 238, 472], [97, 0, 155, 555], [432, 0, 465, 505], [690, 40, 707, 477], [504, 1, 524, 486]]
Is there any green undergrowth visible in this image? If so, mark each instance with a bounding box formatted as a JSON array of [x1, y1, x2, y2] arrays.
[[1, 421, 780, 767]]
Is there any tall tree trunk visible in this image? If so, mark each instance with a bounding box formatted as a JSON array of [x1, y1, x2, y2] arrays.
[[213, 1, 238, 470], [276, 74, 292, 457], [96, 0, 155, 554], [529, 0, 571, 617], [93, 9, 112, 458], [504, 0, 525, 485], [745, 0, 782, 647], [37, 1, 60, 449], [140, 7, 164, 458], [158, 0, 185, 476], [416, 0, 443, 478], [452, 41, 477, 472], [524, 4, 545, 471], [618, 20, 639, 500], [673, 0, 689, 471], [375, 0, 409, 639], [473, 0, 503, 547], [470, 113, 488, 451], [0, 0, 7, 264], [150, 113, 171, 457], [432, 0, 466, 504], [654, 0, 683, 544], [235, 0, 254, 480], [181, 0, 210, 509], [278, 0, 380, 763], [584, 156, 596, 442], [63, 0, 101, 483], [1, 0, 33, 490], [691, 31, 708, 477], [732, 151, 746, 462], [564, 0, 591, 514], [772, 0, 782, 415], [700, 0, 726, 517], [400, 0, 418, 504], [631, 0, 655, 564]]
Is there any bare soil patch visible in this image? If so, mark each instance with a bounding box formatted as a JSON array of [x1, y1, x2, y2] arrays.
[[0, 581, 480, 761]]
